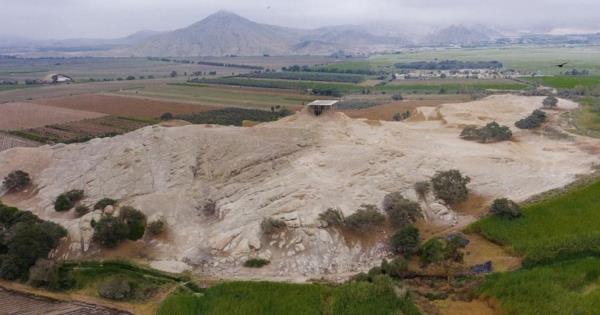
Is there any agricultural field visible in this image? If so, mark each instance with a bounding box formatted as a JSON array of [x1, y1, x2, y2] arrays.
[[11, 116, 154, 144], [176, 107, 291, 126], [238, 71, 366, 83], [157, 280, 421, 315], [0, 102, 106, 131], [0, 132, 40, 152], [527, 75, 600, 89], [33, 94, 222, 119]]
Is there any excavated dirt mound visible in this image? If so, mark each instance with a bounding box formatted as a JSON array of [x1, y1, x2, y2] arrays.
[[0, 95, 598, 281]]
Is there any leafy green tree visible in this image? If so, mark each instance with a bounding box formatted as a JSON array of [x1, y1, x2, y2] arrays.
[[92, 216, 129, 248], [382, 192, 422, 228], [390, 225, 420, 257], [543, 96, 558, 109], [119, 207, 146, 241], [345, 205, 385, 232], [431, 170, 471, 204], [2, 170, 31, 193]]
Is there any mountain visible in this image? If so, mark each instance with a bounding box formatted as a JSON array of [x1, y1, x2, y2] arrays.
[[426, 25, 503, 45]]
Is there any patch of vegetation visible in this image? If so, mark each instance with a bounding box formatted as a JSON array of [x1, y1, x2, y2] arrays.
[[395, 60, 503, 70], [93, 198, 117, 210], [157, 278, 421, 315], [529, 75, 600, 89], [431, 170, 471, 204], [515, 109, 547, 129], [54, 190, 85, 212], [382, 192, 422, 228], [119, 206, 147, 241], [390, 225, 420, 257], [92, 216, 129, 248], [393, 111, 411, 121], [261, 218, 287, 235], [97, 276, 133, 300], [414, 181, 431, 200], [0, 202, 67, 281], [75, 205, 90, 217], [160, 112, 174, 120], [356, 258, 410, 282], [344, 205, 386, 232], [542, 95, 559, 109], [419, 236, 467, 283], [2, 170, 31, 193], [177, 107, 290, 127], [148, 219, 166, 236], [239, 71, 366, 83], [319, 208, 345, 227], [489, 198, 522, 219], [470, 179, 600, 266], [243, 258, 270, 268], [478, 257, 600, 315], [460, 121, 513, 143]]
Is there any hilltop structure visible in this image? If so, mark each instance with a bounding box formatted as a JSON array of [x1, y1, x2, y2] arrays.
[[307, 100, 339, 116]]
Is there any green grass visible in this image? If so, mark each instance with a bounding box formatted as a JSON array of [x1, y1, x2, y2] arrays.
[[478, 257, 600, 315], [157, 279, 421, 315], [470, 179, 600, 266], [526, 76, 600, 89], [177, 107, 290, 126]]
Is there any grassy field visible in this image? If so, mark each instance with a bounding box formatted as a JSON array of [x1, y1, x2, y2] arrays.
[[478, 257, 600, 315], [177, 108, 290, 126], [470, 179, 600, 266], [157, 279, 421, 315], [526, 75, 600, 89], [238, 71, 366, 83]]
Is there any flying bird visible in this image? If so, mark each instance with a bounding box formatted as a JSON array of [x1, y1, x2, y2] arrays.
[[556, 62, 568, 68]]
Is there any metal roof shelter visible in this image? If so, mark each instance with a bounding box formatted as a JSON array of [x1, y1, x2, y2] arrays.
[[307, 100, 339, 116]]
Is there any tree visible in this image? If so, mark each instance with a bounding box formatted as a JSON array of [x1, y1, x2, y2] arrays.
[[390, 225, 420, 257], [460, 122, 512, 143], [419, 237, 466, 284], [160, 112, 174, 121], [345, 205, 385, 232], [490, 198, 522, 219], [119, 207, 146, 241], [319, 208, 345, 227], [261, 218, 286, 235], [380, 257, 408, 278], [431, 170, 471, 204], [170, 71, 178, 78], [414, 181, 431, 200], [54, 190, 84, 212], [94, 198, 117, 210], [148, 219, 166, 236], [3, 170, 31, 193], [28, 259, 60, 289], [92, 216, 129, 248], [382, 192, 422, 228], [515, 109, 547, 129], [543, 96, 558, 109], [391, 93, 403, 101]]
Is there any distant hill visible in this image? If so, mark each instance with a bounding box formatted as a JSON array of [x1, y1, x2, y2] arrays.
[[426, 25, 503, 45]]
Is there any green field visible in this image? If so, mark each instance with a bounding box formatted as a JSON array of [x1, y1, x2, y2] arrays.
[[527, 75, 600, 89], [478, 257, 600, 315], [158, 279, 421, 315], [470, 179, 600, 266], [239, 71, 366, 83]]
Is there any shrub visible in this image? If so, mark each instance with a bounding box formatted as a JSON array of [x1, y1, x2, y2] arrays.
[[414, 181, 431, 200], [28, 259, 59, 289], [319, 208, 345, 227], [160, 112, 173, 121], [92, 216, 129, 248], [381, 258, 409, 278], [75, 205, 90, 217], [94, 198, 117, 210], [261, 218, 286, 235], [515, 109, 547, 129], [390, 225, 420, 257], [2, 170, 31, 193], [490, 198, 522, 219], [431, 170, 471, 204], [243, 258, 270, 268], [148, 219, 166, 236], [543, 95, 558, 109], [391, 93, 404, 101], [54, 190, 84, 212], [419, 238, 446, 267], [119, 206, 147, 241], [460, 121, 512, 143], [345, 205, 385, 232], [203, 199, 217, 216], [97, 277, 133, 301], [382, 192, 422, 228], [393, 111, 411, 121]]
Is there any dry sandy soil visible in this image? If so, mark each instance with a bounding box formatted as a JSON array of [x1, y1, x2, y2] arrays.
[[33, 94, 222, 118], [0, 94, 598, 281], [0, 102, 106, 131], [341, 99, 463, 121]]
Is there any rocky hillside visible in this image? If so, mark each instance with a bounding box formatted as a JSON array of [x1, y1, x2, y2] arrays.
[[0, 95, 597, 280]]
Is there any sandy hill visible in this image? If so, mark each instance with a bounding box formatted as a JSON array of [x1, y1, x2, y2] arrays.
[[1, 95, 598, 280]]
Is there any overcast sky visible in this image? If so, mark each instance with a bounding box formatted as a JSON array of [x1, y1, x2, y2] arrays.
[[2, 0, 600, 39]]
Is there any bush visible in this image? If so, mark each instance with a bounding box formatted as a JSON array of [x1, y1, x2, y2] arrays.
[[380, 258, 409, 278], [543, 95, 558, 109], [382, 193, 422, 228], [419, 238, 446, 267], [94, 198, 117, 210], [390, 225, 420, 257], [160, 112, 173, 121], [75, 205, 90, 217], [243, 258, 270, 268], [119, 207, 147, 241], [28, 259, 59, 289], [391, 93, 404, 101], [345, 205, 385, 232], [319, 208, 345, 227], [414, 181, 431, 200], [431, 170, 471, 204], [92, 216, 129, 248], [490, 198, 522, 219], [460, 121, 512, 143], [54, 190, 84, 212], [203, 199, 217, 216], [148, 219, 166, 236], [515, 109, 547, 129], [97, 277, 133, 301], [393, 111, 411, 121], [261, 218, 286, 235], [2, 170, 31, 193]]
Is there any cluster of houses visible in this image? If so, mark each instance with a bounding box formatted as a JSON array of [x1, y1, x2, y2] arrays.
[[0, 73, 73, 86], [392, 69, 525, 80]]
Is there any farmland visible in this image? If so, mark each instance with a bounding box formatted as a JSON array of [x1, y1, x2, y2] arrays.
[[239, 71, 366, 83], [527, 75, 600, 89], [157, 280, 421, 315], [0, 132, 40, 152], [0, 102, 106, 130]]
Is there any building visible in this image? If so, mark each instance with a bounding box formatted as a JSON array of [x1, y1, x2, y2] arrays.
[[307, 100, 339, 116], [43, 74, 73, 84]]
